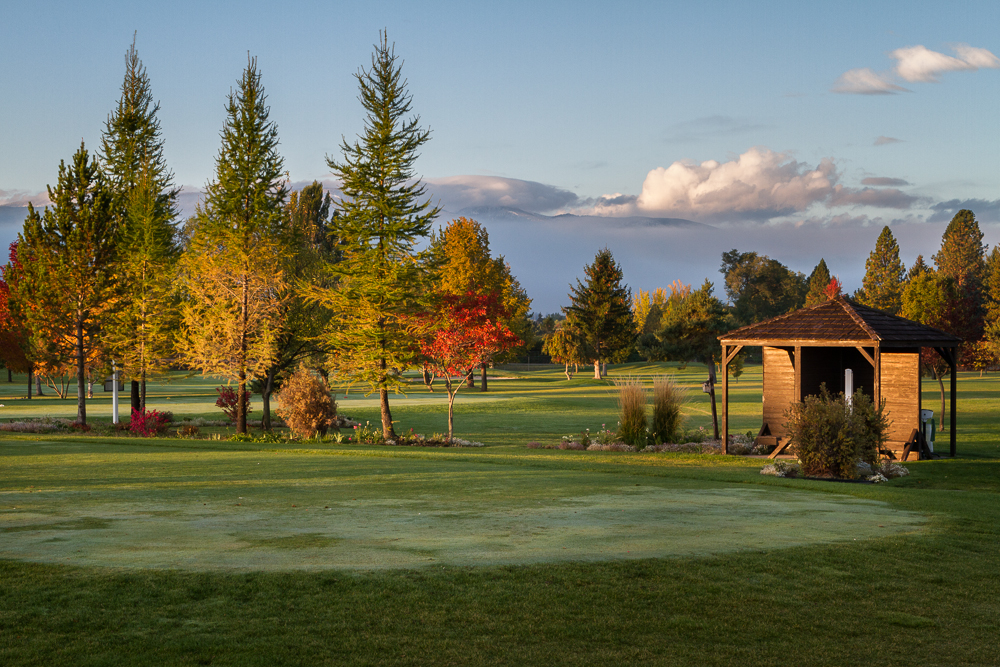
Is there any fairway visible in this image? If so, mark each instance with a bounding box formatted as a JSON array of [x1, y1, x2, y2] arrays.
[[1, 448, 923, 570]]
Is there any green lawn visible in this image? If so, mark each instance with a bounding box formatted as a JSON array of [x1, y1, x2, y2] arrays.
[[2, 364, 1000, 665]]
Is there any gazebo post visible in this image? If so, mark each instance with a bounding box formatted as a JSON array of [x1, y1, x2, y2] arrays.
[[721, 344, 728, 454], [950, 347, 957, 457]]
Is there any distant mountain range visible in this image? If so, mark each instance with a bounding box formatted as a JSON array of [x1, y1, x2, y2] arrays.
[[455, 206, 712, 229]]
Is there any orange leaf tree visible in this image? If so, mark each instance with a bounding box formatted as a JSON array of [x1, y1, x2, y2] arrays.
[[420, 292, 521, 441]]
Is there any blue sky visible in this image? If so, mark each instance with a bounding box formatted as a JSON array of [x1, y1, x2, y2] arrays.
[[2, 1, 998, 310]]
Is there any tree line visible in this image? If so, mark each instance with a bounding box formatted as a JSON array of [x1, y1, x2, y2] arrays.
[[0, 35, 530, 439]]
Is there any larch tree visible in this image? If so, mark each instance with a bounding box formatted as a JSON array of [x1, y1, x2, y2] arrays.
[[14, 143, 118, 425], [564, 248, 636, 379], [177, 57, 289, 434], [804, 258, 831, 307], [304, 33, 439, 440], [100, 39, 180, 411], [430, 217, 531, 391], [858, 226, 905, 314]]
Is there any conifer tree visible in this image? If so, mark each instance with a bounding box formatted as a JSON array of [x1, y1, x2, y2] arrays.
[[804, 258, 831, 306], [859, 226, 905, 314], [907, 255, 930, 281], [564, 248, 636, 379], [177, 57, 289, 434], [933, 209, 988, 345], [100, 39, 179, 410], [305, 33, 439, 439], [14, 143, 117, 425], [983, 247, 1000, 360]]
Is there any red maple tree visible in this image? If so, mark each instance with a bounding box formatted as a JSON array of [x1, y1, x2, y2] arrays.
[[421, 291, 521, 441], [822, 277, 842, 301]]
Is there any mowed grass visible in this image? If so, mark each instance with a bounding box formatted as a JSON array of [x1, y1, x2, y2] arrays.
[[1, 363, 1000, 665]]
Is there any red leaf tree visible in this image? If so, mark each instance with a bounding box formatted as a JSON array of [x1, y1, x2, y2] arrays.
[[420, 291, 521, 441], [0, 242, 32, 383]]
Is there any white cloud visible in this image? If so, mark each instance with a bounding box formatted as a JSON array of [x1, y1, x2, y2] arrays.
[[834, 43, 999, 94], [891, 44, 1000, 82], [0, 189, 49, 208], [832, 68, 908, 95], [874, 136, 902, 146], [630, 147, 839, 220]]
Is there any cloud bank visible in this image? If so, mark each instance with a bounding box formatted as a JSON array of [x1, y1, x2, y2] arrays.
[[424, 175, 579, 214], [0, 189, 49, 208], [833, 43, 999, 94]]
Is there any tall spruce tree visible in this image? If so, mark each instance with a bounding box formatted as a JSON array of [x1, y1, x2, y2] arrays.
[[305, 33, 439, 439], [859, 226, 905, 314], [177, 57, 289, 434], [14, 143, 117, 425], [564, 248, 636, 379], [100, 39, 179, 410], [907, 255, 930, 281], [804, 259, 832, 306]]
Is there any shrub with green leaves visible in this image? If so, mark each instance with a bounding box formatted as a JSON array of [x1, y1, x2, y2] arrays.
[[651, 376, 685, 444], [274, 367, 337, 439], [616, 379, 647, 447], [785, 385, 887, 478]]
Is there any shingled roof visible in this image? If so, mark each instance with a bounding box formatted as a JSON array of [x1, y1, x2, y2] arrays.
[[719, 296, 962, 347]]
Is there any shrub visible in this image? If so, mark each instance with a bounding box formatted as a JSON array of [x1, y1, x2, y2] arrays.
[[129, 409, 170, 437], [176, 424, 200, 438], [616, 378, 647, 447], [274, 368, 337, 439], [216, 386, 252, 425], [784, 385, 888, 478], [354, 421, 384, 445], [651, 376, 685, 444]]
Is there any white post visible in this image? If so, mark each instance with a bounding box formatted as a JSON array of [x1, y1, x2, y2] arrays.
[[844, 368, 854, 409], [112, 360, 119, 425]]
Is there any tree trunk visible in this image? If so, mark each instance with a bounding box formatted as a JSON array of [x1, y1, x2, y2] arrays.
[[423, 366, 434, 392], [447, 381, 457, 442], [466, 371, 475, 389], [27, 366, 32, 399], [262, 368, 275, 431], [87, 371, 94, 399], [140, 372, 147, 414], [237, 370, 248, 434], [593, 360, 601, 379], [380, 388, 395, 439], [76, 318, 86, 425], [7, 368, 11, 382], [564, 363, 572, 380], [707, 365, 719, 441], [131, 381, 140, 414], [36, 374, 43, 396], [480, 364, 488, 392]]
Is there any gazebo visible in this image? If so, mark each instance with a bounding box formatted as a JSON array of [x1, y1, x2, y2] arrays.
[[717, 297, 962, 459]]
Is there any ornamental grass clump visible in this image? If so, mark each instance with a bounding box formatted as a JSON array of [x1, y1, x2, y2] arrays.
[[615, 378, 647, 448], [784, 385, 887, 479], [651, 376, 685, 444], [274, 367, 337, 439]]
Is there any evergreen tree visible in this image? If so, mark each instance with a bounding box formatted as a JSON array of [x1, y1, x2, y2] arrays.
[[907, 255, 930, 281], [177, 57, 289, 434], [983, 247, 1000, 361], [933, 209, 988, 345], [564, 248, 636, 379], [14, 143, 117, 425], [305, 33, 439, 439], [100, 40, 179, 410], [256, 182, 336, 429], [804, 258, 831, 306], [859, 226, 905, 314]]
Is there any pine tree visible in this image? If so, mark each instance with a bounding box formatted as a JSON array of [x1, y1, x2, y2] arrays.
[[907, 255, 930, 281], [177, 57, 289, 434], [13, 143, 117, 425], [304, 33, 439, 439], [564, 248, 636, 379], [859, 226, 905, 314], [933, 209, 988, 346], [100, 39, 179, 410], [804, 259, 831, 306], [983, 247, 1000, 361]]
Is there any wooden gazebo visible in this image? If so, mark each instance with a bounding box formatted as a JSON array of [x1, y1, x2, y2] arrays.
[[718, 297, 962, 458]]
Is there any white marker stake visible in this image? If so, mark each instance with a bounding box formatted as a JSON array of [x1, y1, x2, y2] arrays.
[[112, 360, 119, 425]]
